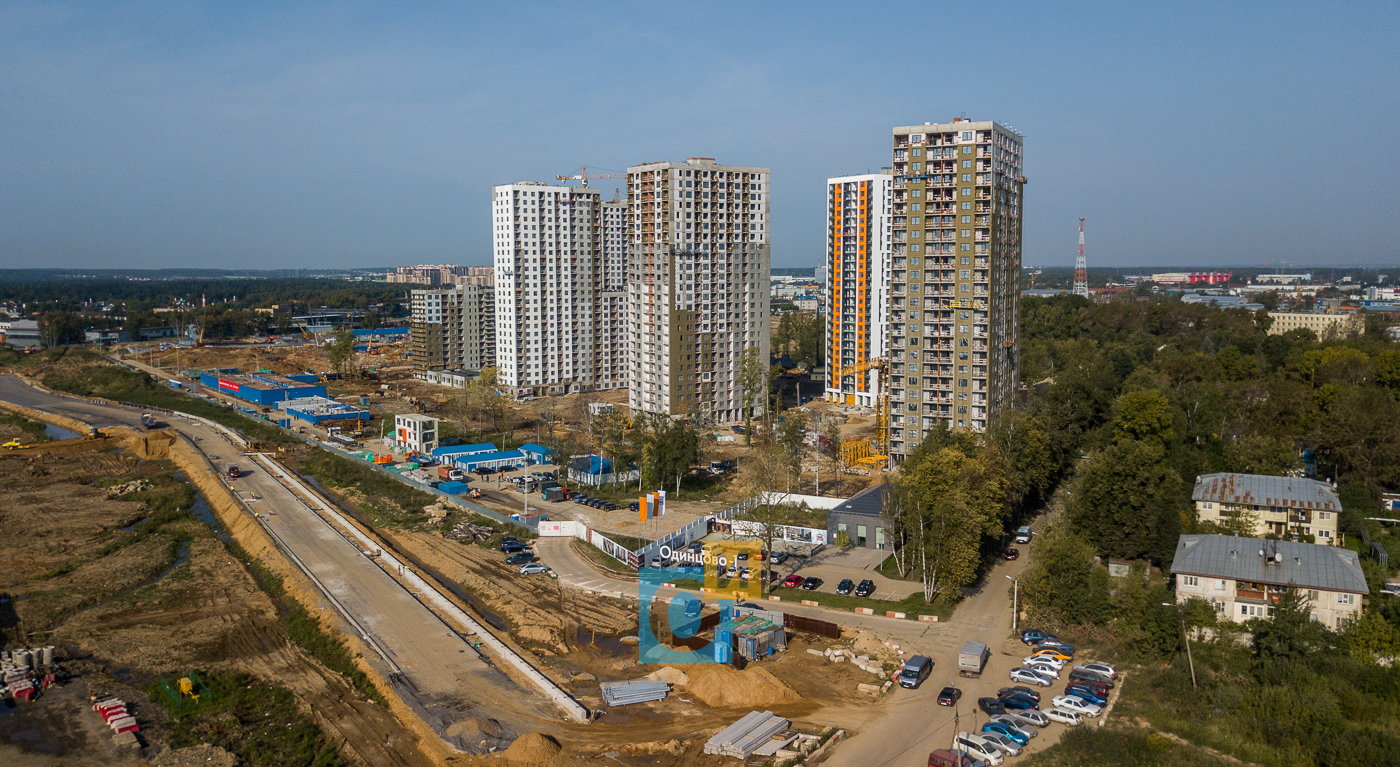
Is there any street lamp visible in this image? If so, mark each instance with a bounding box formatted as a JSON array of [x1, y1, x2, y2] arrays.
[[1162, 602, 1197, 688], [1007, 575, 1019, 633]]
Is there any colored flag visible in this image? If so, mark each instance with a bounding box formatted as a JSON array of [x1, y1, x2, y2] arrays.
[[639, 496, 648, 523], [658, 490, 666, 517]]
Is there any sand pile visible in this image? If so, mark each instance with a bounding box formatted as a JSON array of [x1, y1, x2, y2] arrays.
[[645, 666, 690, 686], [504, 733, 563, 765], [684, 665, 801, 708], [446, 716, 507, 743], [852, 631, 895, 659]]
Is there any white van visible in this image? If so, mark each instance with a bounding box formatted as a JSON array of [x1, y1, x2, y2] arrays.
[[954, 732, 1004, 766]]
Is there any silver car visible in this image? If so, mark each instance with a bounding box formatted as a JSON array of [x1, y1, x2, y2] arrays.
[[518, 562, 549, 575], [1004, 709, 1049, 728], [1075, 661, 1117, 679], [978, 732, 1023, 756], [988, 716, 1038, 739], [1009, 667, 1054, 687]]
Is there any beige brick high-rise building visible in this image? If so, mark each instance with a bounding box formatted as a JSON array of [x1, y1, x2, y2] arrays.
[[409, 283, 495, 377], [626, 158, 770, 422], [886, 119, 1024, 459]]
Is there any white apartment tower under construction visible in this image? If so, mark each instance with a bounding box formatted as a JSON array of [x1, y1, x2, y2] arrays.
[[595, 200, 629, 390], [627, 158, 771, 422], [492, 182, 604, 394], [886, 119, 1024, 459], [825, 172, 893, 409]]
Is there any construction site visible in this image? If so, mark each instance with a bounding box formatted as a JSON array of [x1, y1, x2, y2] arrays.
[[0, 349, 909, 767]]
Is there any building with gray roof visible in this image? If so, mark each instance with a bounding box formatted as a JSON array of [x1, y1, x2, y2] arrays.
[[1192, 472, 1340, 545], [1171, 534, 1366, 629]]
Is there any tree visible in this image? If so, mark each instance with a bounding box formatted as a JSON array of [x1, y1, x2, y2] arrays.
[[1070, 440, 1184, 561], [637, 414, 698, 495], [1342, 613, 1400, 665], [1250, 586, 1331, 672], [1112, 389, 1175, 448], [775, 411, 809, 493], [1019, 520, 1110, 625], [361, 310, 381, 329], [1216, 345, 1258, 381], [1311, 387, 1400, 490], [729, 444, 792, 594], [327, 330, 357, 376], [1222, 433, 1300, 476], [737, 345, 766, 444], [774, 310, 822, 370], [988, 411, 1056, 511]]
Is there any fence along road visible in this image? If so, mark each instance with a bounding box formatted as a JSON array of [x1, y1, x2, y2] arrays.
[[0, 375, 588, 752]]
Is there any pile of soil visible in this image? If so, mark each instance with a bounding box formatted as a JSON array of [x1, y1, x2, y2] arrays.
[[645, 666, 690, 686], [445, 717, 511, 751], [503, 732, 562, 766], [151, 744, 240, 767], [683, 665, 801, 708], [852, 631, 896, 660]]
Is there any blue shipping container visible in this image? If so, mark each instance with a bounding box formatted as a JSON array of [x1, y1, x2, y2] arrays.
[[437, 481, 470, 495]]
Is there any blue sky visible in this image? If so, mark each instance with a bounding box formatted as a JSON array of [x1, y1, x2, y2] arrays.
[[2, 1, 1397, 270]]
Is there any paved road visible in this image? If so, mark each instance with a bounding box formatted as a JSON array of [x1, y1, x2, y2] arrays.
[[0, 375, 557, 752]]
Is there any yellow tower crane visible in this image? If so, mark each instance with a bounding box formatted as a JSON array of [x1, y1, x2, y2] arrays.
[[830, 356, 890, 459]]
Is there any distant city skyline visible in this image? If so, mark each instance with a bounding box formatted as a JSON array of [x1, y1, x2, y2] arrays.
[[2, 2, 1397, 270]]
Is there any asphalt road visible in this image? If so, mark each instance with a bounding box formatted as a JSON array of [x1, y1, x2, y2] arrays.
[[0, 375, 553, 752]]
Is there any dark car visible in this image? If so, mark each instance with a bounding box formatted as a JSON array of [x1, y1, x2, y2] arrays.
[[836, 579, 855, 595], [501, 543, 529, 554], [1068, 676, 1112, 694], [802, 577, 823, 591], [502, 536, 521, 545], [977, 697, 1007, 716], [1067, 668, 1112, 687], [505, 552, 535, 565], [1003, 547, 1020, 560], [684, 599, 703, 618], [1020, 630, 1056, 646], [937, 686, 963, 707], [998, 694, 1039, 711], [855, 579, 876, 597], [997, 686, 1041, 704], [628, 501, 640, 512]]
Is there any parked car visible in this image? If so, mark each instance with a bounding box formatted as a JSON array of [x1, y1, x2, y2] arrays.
[[986, 716, 1037, 740], [1015, 526, 1033, 544], [1037, 639, 1076, 655], [953, 732, 1004, 766], [1031, 648, 1072, 661], [855, 579, 876, 597], [927, 748, 985, 767], [1002, 548, 1020, 561], [997, 693, 1039, 711], [1065, 685, 1108, 707], [1008, 668, 1053, 687], [1020, 630, 1057, 646], [501, 536, 522, 545], [684, 599, 703, 618], [1043, 707, 1084, 726], [976, 697, 1007, 716], [1067, 675, 1112, 694], [770, 551, 789, 564], [1002, 709, 1049, 729], [505, 552, 535, 565], [982, 721, 1031, 744], [836, 579, 855, 595], [1051, 695, 1102, 717], [802, 577, 823, 591], [1024, 655, 1065, 670], [501, 543, 529, 554], [782, 574, 805, 588], [628, 501, 640, 512], [518, 563, 549, 575], [1026, 662, 1060, 679], [739, 567, 751, 581], [937, 686, 963, 706], [997, 686, 1041, 704], [977, 731, 1024, 756], [1075, 661, 1117, 680]]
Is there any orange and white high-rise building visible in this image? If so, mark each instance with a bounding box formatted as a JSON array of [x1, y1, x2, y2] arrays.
[[825, 171, 893, 408]]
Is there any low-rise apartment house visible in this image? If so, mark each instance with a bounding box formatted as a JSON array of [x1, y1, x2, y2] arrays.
[[1266, 310, 1362, 339], [1171, 534, 1367, 629], [1193, 472, 1340, 545]]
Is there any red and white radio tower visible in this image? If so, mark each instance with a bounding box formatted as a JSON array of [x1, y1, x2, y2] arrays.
[[1073, 218, 1089, 298]]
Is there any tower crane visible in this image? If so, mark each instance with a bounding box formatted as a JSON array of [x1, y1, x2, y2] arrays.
[[830, 356, 890, 459], [555, 166, 626, 188]]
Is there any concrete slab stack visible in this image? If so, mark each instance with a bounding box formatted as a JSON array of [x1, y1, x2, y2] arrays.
[[600, 677, 670, 706], [703, 710, 790, 758]]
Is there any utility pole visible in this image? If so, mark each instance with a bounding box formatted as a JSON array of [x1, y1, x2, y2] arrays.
[[1164, 602, 1197, 688], [1006, 575, 1019, 633]]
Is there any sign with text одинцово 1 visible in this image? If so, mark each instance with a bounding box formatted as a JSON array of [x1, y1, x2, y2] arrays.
[[636, 540, 760, 664]]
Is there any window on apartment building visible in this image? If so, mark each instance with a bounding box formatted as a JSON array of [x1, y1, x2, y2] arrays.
[[1241, 604, 1269, 618], [1338, 593, 1355, 605], [1182, 576, 1199, 587]]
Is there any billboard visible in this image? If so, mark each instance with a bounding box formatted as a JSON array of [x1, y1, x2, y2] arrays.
[[217, 378, 241, 393]]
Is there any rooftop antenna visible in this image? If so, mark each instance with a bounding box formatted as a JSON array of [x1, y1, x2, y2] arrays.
[[1073, 219, 1089, 299]]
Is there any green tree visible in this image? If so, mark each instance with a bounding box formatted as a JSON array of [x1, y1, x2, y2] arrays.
[[988, 411, 1056, 510], [774, 310, 822, 370], [1342, 613, 1400, 665], [1222, 433, 1300, 475], [1070, 440, 1184, 561], [1250, 586, 1331, 674], [1373, 349, 1400, 396], [1112, 389, 1176, 448], [1216, 345, 1258, 381], [360, 310, 381, 329], [1020, 520, 1110, 625], [327, 330, 357, 376], [737, 345, 766, 445]]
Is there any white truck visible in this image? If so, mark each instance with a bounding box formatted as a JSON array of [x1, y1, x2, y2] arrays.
[[958, 640, 990, 678]]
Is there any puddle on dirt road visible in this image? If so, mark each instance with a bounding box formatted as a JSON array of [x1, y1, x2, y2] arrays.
[[298, 474, 509, 631], [189, 492, 229, 542], [576, 627, 631, 656], [43, 424, 81, 441]]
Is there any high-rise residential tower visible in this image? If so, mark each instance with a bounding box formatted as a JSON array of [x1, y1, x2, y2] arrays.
[[825, 171, 893, 409], [885, 119, 1024, 459], [492, 182, 603, 394], [409, 284, 495, 376], [626, 158, 770, 422], [595, 199, 629, 390]]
